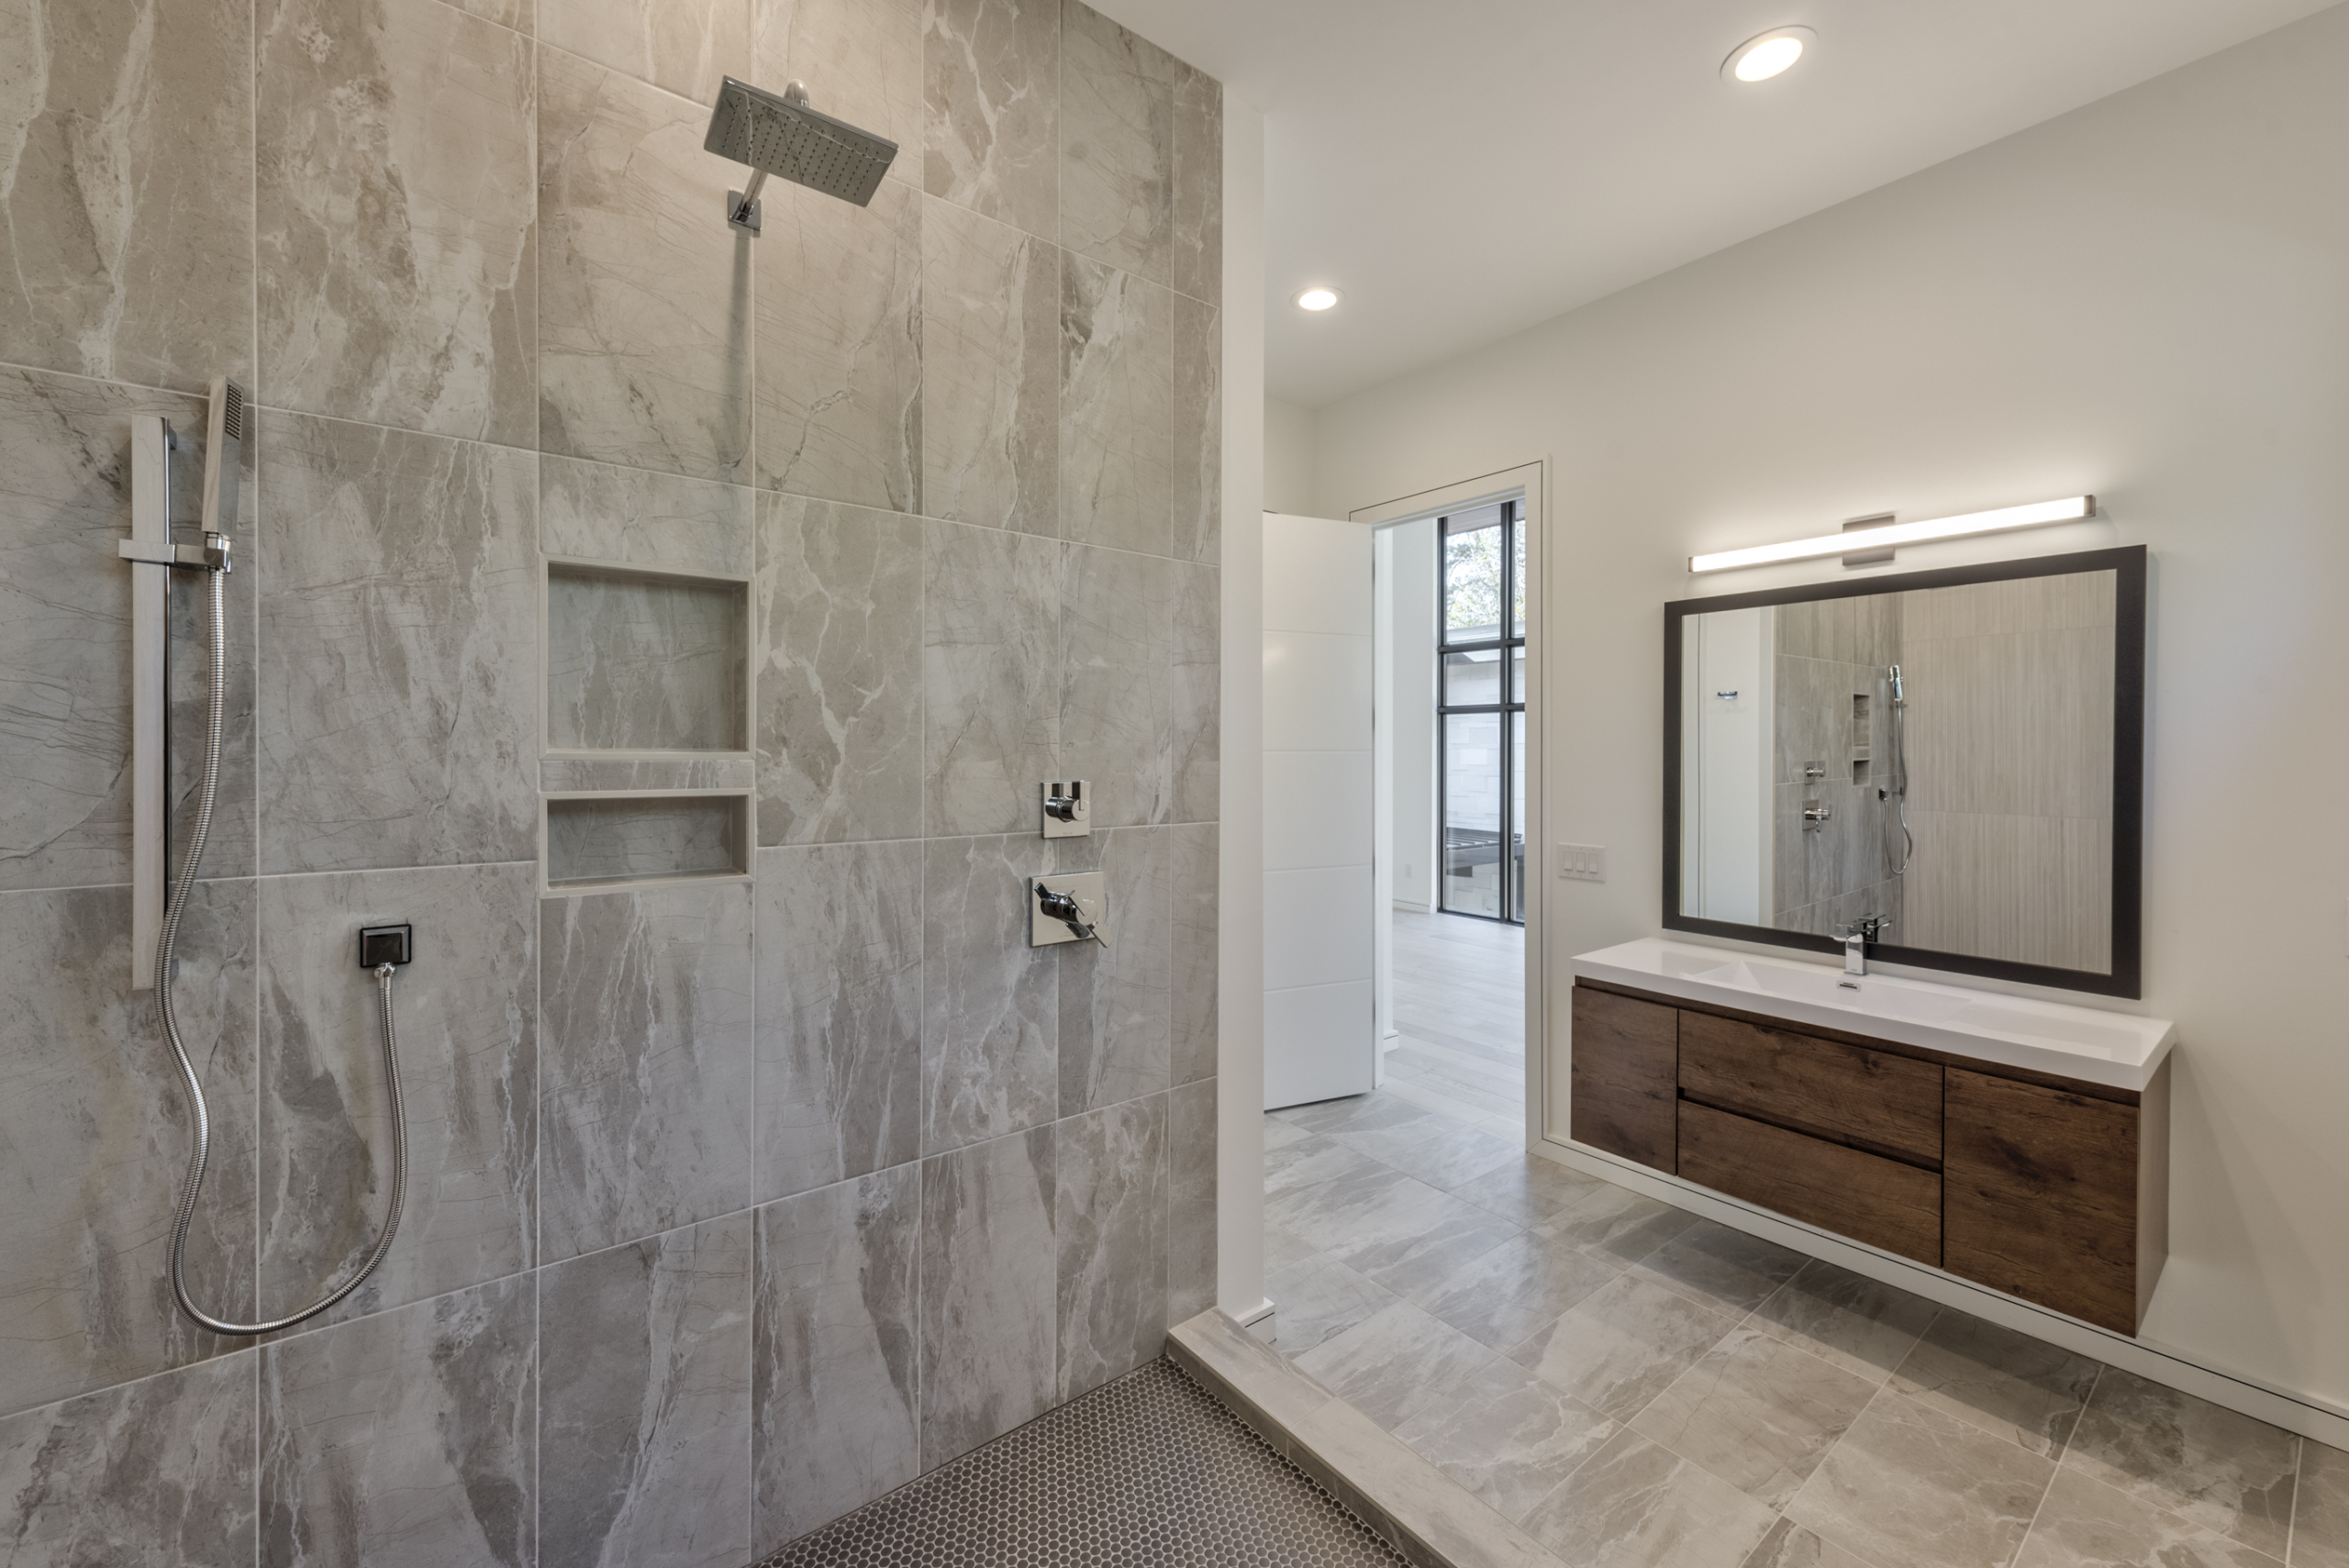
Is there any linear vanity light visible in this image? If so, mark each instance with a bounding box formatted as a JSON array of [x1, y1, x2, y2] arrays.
[[1688, 495, 2098, 573]]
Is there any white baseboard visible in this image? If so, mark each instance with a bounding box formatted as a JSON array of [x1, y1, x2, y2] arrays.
[[1530, 1136, 2349, 1450]]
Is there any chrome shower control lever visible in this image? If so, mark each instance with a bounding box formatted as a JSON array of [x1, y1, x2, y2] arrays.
[[1030, 873, 1109, 947], [1041, 780, 1092, 838]]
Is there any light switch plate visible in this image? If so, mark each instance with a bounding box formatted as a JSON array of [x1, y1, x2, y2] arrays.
[[1556, 843, 1606, 883]]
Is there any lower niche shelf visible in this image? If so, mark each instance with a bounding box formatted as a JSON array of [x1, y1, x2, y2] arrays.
[[544, 793, 749, 890]]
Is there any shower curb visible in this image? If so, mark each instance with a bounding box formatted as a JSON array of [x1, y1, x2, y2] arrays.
[[1166, 1310, 1565, 1568]]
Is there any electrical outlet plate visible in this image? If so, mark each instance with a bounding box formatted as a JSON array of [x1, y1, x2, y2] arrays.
[[1030, 872, 1105, 946], [1041, 779, 1092, 839], [1556, 844, 1606, 883]]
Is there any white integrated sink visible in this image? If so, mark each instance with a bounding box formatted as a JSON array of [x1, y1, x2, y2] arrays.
[[1573, 938, 2176, 1091]]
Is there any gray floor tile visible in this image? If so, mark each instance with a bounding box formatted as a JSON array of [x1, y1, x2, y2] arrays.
[[1264, 1221, 1320, 1272], [1322, 1184, 1523, 1299], [2015, 1465, 2282, 1568], [1628, 1218, 1811, 1317], [1265, 1132, 1394, 1198], [1520, 1428, 1779, 1568], [1391, 1358, 1617, 1524], [1447, 1155, 1608, 1227], [1535, 1184, 1699, 1268], [2299, 1441, 2349, 1568], [1264, 1116, 1314, 1150], [2062, 1370, 2299, 1560], [1275, 1094, 1436, 1138], [1293, 1300, 1498, 1434], [1785, 1388, 2056, 1568], [1339, 1119, 1526, 1191], [1631, 1326, 1879, 1508], [1888, 1310, 2103, 1457], [1506, 1273, 1745, 1421], [1742, 1518, 1881, 1568], [1408, 1230, 1620, 1352], [1265, 1252, 1398, 1358], [1748, 1261, 1942, 1385]]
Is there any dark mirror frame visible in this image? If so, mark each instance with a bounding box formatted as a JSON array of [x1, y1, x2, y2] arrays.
[[1663, 544, 2146, 998]]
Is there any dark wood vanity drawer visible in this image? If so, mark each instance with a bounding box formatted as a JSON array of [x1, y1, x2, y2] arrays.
[[1570, 985, 1677, 1173], [1943, 1066, 2160, 1336], [1679, 1010, 1943, 1166], [1678, 1101, 1943, 1265]]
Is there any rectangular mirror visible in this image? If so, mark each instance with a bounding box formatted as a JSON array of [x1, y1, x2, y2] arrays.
[[1664, 546, 2145, 996]]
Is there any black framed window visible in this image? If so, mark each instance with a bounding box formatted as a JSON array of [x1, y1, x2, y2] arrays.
[[1438, 500, 1526, 923]]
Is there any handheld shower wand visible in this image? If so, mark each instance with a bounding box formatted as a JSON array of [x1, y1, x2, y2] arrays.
[[148, 376, 409, 1336]]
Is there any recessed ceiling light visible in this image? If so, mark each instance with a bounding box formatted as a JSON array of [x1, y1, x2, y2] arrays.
[[1295, 286, 1341, 312], [1724, 26, 1814, 83]]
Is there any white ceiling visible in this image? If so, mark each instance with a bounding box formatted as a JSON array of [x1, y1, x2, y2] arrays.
[[1092, 0, 2339, 407]]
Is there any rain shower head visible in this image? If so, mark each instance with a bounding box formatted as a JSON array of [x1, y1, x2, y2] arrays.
[[705, 77, 897, 234]]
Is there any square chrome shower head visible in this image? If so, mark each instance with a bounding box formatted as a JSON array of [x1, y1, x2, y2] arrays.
[[705, 76, 897, 231]]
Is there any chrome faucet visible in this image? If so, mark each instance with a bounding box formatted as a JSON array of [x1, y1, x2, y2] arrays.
[[1835, 916, 1890, 976]]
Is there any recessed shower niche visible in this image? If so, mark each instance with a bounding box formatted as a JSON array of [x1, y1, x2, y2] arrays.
[[544, 560, 751, 754], [544, 792, 751, 889]]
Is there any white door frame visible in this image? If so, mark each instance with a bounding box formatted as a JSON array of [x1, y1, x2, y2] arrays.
[[1350, 462, 1548, 1149]]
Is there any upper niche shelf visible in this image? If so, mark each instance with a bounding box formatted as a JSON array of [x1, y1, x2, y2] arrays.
[[546, 562, 749, 753]]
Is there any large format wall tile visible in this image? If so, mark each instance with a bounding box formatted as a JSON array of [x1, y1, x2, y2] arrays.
[[541, 454, 756, 577], [1063, 542, 1173, 826], [540, 882, 756, 1262], [0, 882, 255, 1418], [258, 863, 536, 1326], [543, 0, 748, 103], [0, 1352, 258, 1566], [756, 495, 925, 844], [1170, 822, 1218, 1085], [1167, 1076, 1216, 1321], [755, 177, 923, 512], [753, 1165, 921, 1548], [258, 412, 538, 873], [1172, 294, 1221, 562], [1060, 253, 1173, 555], [0, 0, 252, 394], [923, 196, 1059, 533], [754, 842, 923, 1200], [0, 370, 255, 891], [922, 0, 1058, 242], [1054, 825, 1170, 1116], [1170, 65, 1222, 306], [1058, 1, 1175, 284], [540, 1214, 754, 1568], [540, 50, 751, 481], [923, 834, 1056, 1152], [1172, 560, 1219, 819], [1056, 1094, 1167, 1400], [258, 0, 537, 447], [259, 1275, 535, 1568], [756, 0, 926, 162], [920, 1127, 1055, 1467], [924, 519, 1059, 836]]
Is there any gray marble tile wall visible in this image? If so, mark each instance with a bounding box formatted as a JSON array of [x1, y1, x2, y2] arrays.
[[0, 0, 1219, 1560]]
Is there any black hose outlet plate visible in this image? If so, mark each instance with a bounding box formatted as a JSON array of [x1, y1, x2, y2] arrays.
[[358, 924, 412, 968]]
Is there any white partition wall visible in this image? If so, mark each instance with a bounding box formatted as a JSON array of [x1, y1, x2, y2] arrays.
[[1262, 512, 1377, 1108]]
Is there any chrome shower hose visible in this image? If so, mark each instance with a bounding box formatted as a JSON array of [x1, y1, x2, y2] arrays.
[[156, 566, 408, 1336]]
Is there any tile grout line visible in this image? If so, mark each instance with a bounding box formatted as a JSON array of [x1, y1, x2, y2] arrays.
[[2003, 1362, 2103, 1568]]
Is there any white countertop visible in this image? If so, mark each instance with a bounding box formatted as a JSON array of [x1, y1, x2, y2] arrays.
[[1572, 938, 2176, 1093]]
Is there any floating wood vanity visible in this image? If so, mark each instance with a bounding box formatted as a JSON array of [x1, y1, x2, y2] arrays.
[[1568, 940, 2174, 1336]]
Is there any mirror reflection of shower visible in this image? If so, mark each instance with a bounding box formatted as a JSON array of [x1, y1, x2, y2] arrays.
[[1882, 662, 1913, 877]]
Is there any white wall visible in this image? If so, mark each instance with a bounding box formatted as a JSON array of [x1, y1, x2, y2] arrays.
[[1308, 7, 2349, 1419], [1388, 517, 1439, 911], [1218, 96, 1269, 1324], [1264, 395, 1319, 514]]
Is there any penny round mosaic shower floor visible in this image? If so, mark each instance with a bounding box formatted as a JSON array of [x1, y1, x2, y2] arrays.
[[756, 1358, 1407, 1568]]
